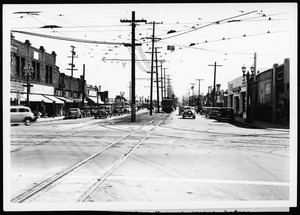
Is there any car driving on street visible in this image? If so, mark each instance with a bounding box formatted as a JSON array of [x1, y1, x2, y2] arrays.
[[182, 106, 196, 119], [10, 106, 36, 126]]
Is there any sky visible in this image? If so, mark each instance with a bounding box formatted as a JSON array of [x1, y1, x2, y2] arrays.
[[4, 3, 297, 101]]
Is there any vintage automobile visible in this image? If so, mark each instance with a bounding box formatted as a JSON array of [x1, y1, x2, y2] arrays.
[[205, 107, 212, 117], [209, 107, 221, 119], [179, 106, 191, 115], [216, 107, 235, 122], [201, 106, 209, 115], [65, 108, 83, 119], [113, 106, 124, 116], [10, 106, 36, 126], [182, 106, 196, 119], [94, 106, 108, 119]]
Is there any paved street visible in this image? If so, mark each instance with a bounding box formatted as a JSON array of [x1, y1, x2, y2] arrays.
[[9, 109, 290, 205]]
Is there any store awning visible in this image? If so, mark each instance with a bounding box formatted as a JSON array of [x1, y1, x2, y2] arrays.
[[43, 95, 64, 104], [55, 96, 73, 103], [30, 94, 53, 103], [87, 96, 104, 104], [10, 93, 26, 101]]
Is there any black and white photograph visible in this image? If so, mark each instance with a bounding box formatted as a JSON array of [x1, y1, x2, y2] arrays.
[[3, 2, 297, 213]]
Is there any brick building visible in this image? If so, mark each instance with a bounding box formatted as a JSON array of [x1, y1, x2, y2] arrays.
[[10, 35, 103, 117]]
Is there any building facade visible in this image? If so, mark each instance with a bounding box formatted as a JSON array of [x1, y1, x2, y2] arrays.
[[10, 35, 104, 117], [227, 59, 290, 126]]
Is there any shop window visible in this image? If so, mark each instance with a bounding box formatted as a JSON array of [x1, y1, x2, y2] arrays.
[[36, 62, 40, 81], [49, 66, 53, 84], [32, 61, 36, 80], [45, 65, 49, 83], [15, 56, 20, 77]]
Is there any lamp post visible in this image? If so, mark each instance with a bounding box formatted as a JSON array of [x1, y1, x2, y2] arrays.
[[22, 63, 34, 107], [242, 65, 255, 123]]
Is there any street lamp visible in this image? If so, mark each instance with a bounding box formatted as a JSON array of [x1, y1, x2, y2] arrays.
[[22, 63, 34, 107], [242, 64, 255, 123]]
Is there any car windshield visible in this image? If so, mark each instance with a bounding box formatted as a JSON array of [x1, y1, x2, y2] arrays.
[[69, 108, 78, 111], [184, 107, 194, 110]]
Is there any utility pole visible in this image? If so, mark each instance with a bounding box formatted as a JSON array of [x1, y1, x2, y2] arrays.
[[251, 52, 257, 124], [166, 75, 171, 97], [195, 78, 204, 106], [155, 47, 160, 112], [208, 62, 222, 107], [81, 64, 85, 108], [66, 45, 78, 78], [160, 61, 164, 101], [163, 68, 169, 98], [145, 21, 162, 115], [121, 11, 147, 122]]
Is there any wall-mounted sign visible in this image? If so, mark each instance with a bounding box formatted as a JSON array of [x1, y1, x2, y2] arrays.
[[11, 82, 24, 92], [33, 51, 39, 60], [29, 84, 54, 94]]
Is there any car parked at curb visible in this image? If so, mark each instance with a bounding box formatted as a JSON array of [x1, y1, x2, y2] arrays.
[[64, 108, 83, 119], [216, 107, 235, 122], [209, 107, 221, 119], [10, 106, 36, 126], [182, 106, 196, 119]]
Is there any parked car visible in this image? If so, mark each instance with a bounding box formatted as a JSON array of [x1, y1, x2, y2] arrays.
[[217, 107, 235, 122], [65, 108, 82, 119], [123, 106, 131, 114], [94, 106, 108, 118], [10, 106, 36, 126], [209, 107, 221, 119], [182, 106, 196, 119], [113, 106, 124, 116], [201, 106, 208, 115], [205, 107, 212, 117]]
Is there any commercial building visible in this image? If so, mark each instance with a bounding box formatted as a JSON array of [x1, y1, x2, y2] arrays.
[[227, 59, 290, 126], [10, 35, 104, 117]]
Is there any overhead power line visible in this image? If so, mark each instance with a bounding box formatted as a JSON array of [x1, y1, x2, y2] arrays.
[[152, 10, 259, 42], [11, 30, 124, 45]]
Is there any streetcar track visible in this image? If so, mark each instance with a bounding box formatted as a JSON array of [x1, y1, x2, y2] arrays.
[[11, 115, 167, 203], [160, 125, 289, 138], [10, 114, 145, 153], [79, 115, 168, 202]]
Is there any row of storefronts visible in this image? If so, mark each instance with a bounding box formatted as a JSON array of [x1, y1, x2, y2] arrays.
[[10, 35, 105, 117], [227, 58, 290, 126]]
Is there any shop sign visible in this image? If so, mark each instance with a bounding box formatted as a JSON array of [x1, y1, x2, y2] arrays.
[[11, 82, 24, 92], [89, 90, 97, 97], [30, 84, 54, 94]]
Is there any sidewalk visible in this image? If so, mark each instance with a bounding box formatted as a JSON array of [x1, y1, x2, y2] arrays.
[[233, 116, 290, 131], [35, 116, 65, 123]]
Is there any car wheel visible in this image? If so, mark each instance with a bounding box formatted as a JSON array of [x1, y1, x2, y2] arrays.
[[24, 118, 31, 126], [193, 116, 196, 119]]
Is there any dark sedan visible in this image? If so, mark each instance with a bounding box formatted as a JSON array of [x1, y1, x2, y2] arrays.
[[216, 107, 235, 122]]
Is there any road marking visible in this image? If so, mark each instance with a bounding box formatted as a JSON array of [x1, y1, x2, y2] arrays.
[[108, 176, 289, 187]]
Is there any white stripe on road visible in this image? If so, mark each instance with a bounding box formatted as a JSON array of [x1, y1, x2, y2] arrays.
[[108, 176, 289, 187]]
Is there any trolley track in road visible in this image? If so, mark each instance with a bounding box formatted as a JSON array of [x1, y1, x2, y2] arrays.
[[160, 124, 289, 139], [10, 112, 148, 153], [11, 114, 168, 203]]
